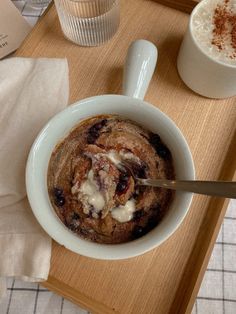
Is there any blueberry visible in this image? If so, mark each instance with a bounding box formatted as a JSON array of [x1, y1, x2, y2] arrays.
[[90, 125, 101, 133], [132, 163, 147, 179], [150, 203, 161, 212], [137, 166, 147, 179], [87, 131, 99, 144], [149, 133, 161, 146], [116, 181, 128, 194], [133, 210, 145, 221], [91, 119, 107, 131], [55, 196, 65, 207], [147, 217, 158, 231], [149, 133, 171, 160], [68, 223, 78, 232], [116, 170, 130, 194], [155, 144, 171, 159], [120, 173, 129, 181], [133, 226, 145, 239], [53, 187, 65, 207], [92, 123, 102, 131], [101, 119, 107, 126], [72, 212, 80, 220], [53, 187, 63, 197]]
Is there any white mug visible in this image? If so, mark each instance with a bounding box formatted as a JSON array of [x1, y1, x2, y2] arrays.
[[177, 0, 236, 99]]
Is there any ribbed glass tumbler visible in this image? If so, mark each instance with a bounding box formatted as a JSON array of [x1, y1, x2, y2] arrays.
[[54, 0, 120, 46]]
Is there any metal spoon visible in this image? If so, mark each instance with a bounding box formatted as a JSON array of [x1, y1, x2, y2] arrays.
[[121, 162, 236, 199]]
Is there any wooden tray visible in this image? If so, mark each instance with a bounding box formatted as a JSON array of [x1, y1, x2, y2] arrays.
[[15, 1, 236, 313]]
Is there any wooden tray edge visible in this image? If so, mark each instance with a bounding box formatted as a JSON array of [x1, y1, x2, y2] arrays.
[[152, 0, 198, 14], [43, 276, 118, 314], [170, 131, 236, 314]]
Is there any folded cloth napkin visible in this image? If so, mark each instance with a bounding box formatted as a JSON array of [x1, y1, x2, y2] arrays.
[[0, 57, 69, 297]]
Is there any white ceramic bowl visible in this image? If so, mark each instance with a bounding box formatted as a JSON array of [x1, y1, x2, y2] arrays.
[[26, 40, 195, 260]]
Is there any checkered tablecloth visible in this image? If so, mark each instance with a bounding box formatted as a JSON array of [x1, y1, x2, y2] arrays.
[[192, 200, 236, 314], [12, 0, 47, 27], [0, 2, 235, 313], [0, 278, 88, 314]]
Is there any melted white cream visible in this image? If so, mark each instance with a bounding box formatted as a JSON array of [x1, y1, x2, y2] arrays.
[[96, 149, 140, 169], [79, 170, 105, 212], [119, 150, 141, 164], [104, 150, 121, 165], [111, 199, 136, 223], [72, 150, 139, 220]]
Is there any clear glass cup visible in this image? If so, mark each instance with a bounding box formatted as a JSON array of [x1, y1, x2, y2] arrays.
[[54, 0, 120, 46]]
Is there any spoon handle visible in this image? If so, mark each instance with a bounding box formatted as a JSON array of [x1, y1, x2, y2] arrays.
[[138, 179, 236, 199]]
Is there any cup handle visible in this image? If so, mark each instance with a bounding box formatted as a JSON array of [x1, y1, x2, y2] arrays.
[[122, 39, 158, 100]]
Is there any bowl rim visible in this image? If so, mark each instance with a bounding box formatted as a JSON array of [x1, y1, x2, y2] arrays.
[[26, 94, 195, 260]]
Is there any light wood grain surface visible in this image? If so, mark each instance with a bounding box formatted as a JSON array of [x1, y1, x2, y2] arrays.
[[16, 0, 236, 313]]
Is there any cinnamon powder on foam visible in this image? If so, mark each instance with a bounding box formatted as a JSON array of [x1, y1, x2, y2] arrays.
[[212, 0, 236, 59]]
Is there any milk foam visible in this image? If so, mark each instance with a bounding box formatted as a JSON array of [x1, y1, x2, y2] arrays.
[[192, 0, 236, 65]]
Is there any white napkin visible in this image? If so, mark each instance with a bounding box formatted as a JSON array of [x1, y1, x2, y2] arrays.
[[0, 57, 69, 297]]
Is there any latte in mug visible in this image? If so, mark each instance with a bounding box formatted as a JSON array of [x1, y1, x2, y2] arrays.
[[192, 0, 236, 65]]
